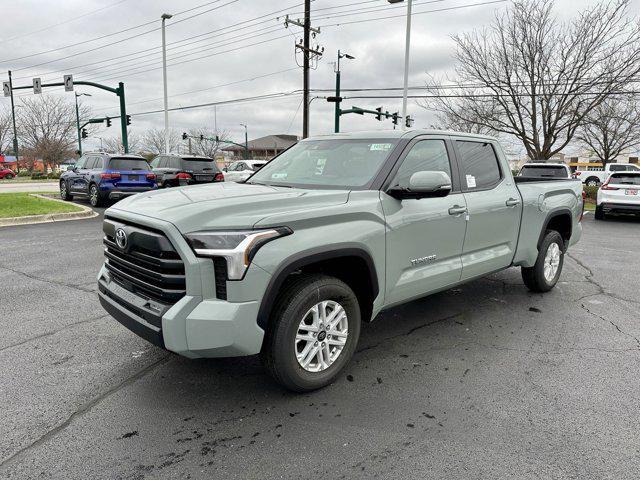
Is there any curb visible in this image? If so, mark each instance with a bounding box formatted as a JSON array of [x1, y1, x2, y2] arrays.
[[0, 194, 98, 228]]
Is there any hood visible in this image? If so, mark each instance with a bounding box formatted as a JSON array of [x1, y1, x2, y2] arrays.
[[107, 182, 349, 232]]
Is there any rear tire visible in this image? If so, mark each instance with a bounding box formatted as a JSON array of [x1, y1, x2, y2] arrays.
[[522, 230, 565, 293], [5, 173, 14, 179], [586, 178, 600, 187], [89, 183, 103, 207], [262, 274, 361, 392], [60, 180, 73, 201], [594, 205, 605, 220]]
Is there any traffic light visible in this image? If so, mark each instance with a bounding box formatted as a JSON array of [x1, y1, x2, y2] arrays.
[[392, 112, 399, 126], [105, 117, 112, 128], [405, 115, 414, 128], [182, 132, 188, 140], [375, 107, 383, 121], [81, 128, 88, 139], [200, 134, 204, 141], [126, 114, 131, 126]]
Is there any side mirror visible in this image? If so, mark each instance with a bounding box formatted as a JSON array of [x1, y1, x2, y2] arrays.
[[387, 171, 452, 199], [222, 167, 228, 172]]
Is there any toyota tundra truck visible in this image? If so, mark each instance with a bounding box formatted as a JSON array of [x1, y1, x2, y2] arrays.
[[98, 130, 583, 391]]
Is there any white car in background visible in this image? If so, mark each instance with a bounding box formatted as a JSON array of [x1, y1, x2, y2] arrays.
[[596, 171, 640, 220], [576, 163, 640, 187], [222, 160, 267, 182]]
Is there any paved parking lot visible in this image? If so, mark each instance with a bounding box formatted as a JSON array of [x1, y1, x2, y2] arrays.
[[1, 207, 639, 479]]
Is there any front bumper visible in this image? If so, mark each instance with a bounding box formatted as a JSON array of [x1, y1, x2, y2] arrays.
[[97, 211, 270, 358]]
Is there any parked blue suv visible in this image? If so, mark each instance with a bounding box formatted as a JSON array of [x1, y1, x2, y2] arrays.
[[60, 153, 157, 207]]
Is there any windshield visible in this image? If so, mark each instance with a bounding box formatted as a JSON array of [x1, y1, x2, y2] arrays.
[[248, 139, 398, 188], [519, 165, 568, 178], [609, 174, 640, 185], [181, 158, 219, 172], [108, 158, 150, 171]]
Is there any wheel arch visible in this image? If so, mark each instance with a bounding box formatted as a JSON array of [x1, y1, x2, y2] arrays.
[[538, 209, 572, 250], [256, 246, 379, 331]]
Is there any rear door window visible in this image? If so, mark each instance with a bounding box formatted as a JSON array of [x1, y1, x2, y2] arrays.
[[108, 158, 150, 171], [456, 141, 502, 190], [609, 164, 628, 172]]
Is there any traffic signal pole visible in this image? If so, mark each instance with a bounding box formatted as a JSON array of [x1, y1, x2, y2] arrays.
[[8, 70, 18, 159], [75, 94, 82, 155], [334, 68, 341, 133], [9, 79, 130, 153]]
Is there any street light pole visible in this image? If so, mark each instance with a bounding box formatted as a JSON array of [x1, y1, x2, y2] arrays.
[[161, 13, 173, 154], [8, 70, 19, 160], [334, 50, 355, 133], [75, 92, 91, 156], [388, 0, 412, 130], [240, 123, 249, 159]]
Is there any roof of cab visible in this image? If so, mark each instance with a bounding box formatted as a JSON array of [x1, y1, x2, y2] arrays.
[[307, 129, 498, 142]]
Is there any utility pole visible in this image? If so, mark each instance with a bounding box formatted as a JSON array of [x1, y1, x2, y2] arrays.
[[240, 123, 249, 159], [8, 70, 18, 160], [161, 13, 173, 153], [284, 2, 323, 138], [75, 92, 91, 155]]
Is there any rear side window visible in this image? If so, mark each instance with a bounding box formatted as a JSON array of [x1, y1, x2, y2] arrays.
[[457, 141, 501, 190], [519, 165, 568, 178], [108, 158, 150, 171], [610, 174, 640, 185], [392, 140, 451, 188], [251, 163, 266, 171], [609, 164, 627, 172]]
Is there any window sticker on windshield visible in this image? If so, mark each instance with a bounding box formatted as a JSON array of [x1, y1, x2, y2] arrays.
[[369, 143, 393, 151], [466, 174, 477, 188]]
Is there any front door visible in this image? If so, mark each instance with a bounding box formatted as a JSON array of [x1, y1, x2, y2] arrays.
[[381, 138, 468, 306], [453, 139, 522, 280], [69, 155, 88, 192]]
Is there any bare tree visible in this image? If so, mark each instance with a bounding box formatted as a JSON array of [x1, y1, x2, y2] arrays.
[[577, 96, 640, 166], [428, 95, 499, 135], [17, 95, 89, 169], [142, 128, 181, 154], [419, 0, 640, 159], [102, 129, 142, 154], [0, 107, 13, 155], [187, 128, 230, 158]]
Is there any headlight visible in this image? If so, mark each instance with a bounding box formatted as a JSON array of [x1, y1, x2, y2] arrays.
[[185, 227, 292, 280]]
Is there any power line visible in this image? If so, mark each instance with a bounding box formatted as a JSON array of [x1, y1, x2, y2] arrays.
[[0, 0, 131, 44], [1, 0, 235, 67], [11, 1, 310, 81]]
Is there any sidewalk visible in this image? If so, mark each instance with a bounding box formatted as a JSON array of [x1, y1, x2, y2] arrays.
[[0, 182, 58, 193]]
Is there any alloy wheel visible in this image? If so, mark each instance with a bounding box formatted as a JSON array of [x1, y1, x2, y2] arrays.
[[543, 242, 561, 282], [295, 300, 348, 373]]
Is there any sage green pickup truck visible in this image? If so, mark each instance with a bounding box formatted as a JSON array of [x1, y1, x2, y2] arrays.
[[98, 130, 583, 391]]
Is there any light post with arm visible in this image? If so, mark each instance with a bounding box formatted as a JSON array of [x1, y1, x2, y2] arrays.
[[388, 0, 412, 129], [75, 92, 91, 155], [334, 50, 355, 133], [240, 123, 249, 159], [161, 13, 173, 153]]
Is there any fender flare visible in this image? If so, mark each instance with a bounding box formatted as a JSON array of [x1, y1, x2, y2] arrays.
[[537, 208, 572, 250], [256, 245, 379, 330]]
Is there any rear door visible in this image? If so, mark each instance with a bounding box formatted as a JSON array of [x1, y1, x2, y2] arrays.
[[381, 137, 467, 306], [454, 139, 522, 281]]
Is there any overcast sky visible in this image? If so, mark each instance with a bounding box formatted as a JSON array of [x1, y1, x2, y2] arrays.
[[1, 0, 638, 152]]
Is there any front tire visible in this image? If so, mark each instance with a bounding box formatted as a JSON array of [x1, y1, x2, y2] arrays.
[[89, 184, 103, 207], [521, 230, 565, 293], [262, 274, 361, 392], [594, 205, 605, 220], [5, 173, 14, 179], [60, 180, 73, 201]]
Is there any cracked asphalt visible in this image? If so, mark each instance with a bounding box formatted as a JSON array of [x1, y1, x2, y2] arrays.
[[1, 209, 640, 479]]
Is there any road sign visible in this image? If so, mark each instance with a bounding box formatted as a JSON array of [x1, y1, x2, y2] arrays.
[[33, 78, 42, 94], [63, 74, 73, 92], [3, 82, 10, 97]]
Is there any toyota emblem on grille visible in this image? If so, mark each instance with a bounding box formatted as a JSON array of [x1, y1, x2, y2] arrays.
[[115, 228, 128, 249]]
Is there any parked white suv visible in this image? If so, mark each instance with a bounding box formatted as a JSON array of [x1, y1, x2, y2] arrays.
[[576, 163, 640, 187], [596, 171, 640, 220], [223, 160, 267, 182]]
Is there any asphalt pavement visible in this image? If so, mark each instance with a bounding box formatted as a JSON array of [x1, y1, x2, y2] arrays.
[[1, 207, 640, 479]]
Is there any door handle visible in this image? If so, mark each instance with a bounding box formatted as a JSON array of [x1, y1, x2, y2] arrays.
[[448, 205, 467, 216], [505, 198, 520, 207]]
